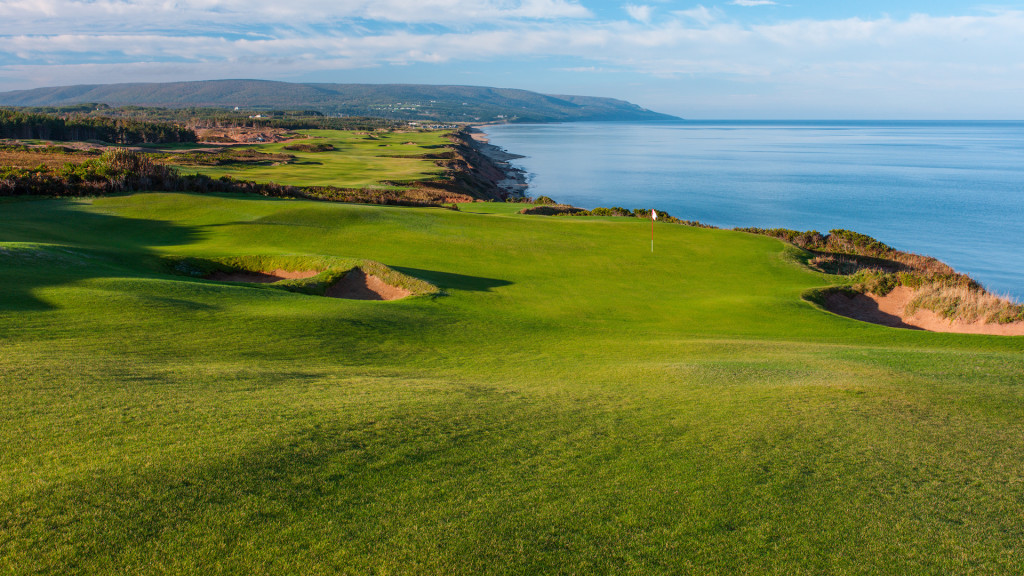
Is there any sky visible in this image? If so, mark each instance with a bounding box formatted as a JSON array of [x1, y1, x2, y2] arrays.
[[1, 0, 1023, 118]]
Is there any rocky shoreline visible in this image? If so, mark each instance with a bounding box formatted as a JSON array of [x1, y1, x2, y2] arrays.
[[460, 126, 529, 199], [462, 131, 1024, 334]]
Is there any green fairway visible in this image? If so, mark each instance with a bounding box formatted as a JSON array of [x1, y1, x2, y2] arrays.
[[175, 130, 451, 188], [2, 193, 1023, 574]]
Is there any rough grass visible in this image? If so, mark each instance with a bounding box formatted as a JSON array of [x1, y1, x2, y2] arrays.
[[2, 194, 1024, 575], [750, 228, 1021, 325], [0, 148, 96, 169], [907, 284, 1024, 324]]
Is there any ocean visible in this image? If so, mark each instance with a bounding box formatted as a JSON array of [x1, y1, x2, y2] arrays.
[[481, 121, 1024, 300]]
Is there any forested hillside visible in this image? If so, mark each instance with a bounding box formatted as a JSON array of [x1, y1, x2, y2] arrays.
[[0, 80, 681, 123]]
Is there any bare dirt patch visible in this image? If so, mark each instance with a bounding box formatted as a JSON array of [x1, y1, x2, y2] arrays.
[[206, 269, 320, 284], [825, 286, 1024, 335], [325, 268, 411, 301], [194, 126, 297, 144]]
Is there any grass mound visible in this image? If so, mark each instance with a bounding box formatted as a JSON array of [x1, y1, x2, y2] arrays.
[[163, 254, 438, 300], [282, 142, 336, 153], [326, 267, 412, 300]]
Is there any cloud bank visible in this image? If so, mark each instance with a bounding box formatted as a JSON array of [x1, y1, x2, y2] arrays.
[[2, 1, 1023, 117]]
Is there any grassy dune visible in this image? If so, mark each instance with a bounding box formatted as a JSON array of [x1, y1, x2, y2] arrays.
[[2, 193, 1023, 574]]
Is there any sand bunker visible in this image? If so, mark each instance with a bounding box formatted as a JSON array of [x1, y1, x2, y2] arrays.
[[202, 265, 414, 300], [825, 286, 1024, 335], [206, 269, 320, 283], [325, 268, 411, 301]]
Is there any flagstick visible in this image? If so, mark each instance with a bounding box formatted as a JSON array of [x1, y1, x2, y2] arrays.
[[650, 210, 655, 253]]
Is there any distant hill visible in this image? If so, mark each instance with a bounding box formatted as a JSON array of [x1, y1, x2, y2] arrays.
[[0, 80, 680, 123]]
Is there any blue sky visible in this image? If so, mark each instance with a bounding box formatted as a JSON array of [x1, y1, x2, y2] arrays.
[[1, 1, 1023, 118]]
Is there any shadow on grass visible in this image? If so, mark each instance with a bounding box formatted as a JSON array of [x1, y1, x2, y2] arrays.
[[0, 198, 205, 311], [805, 287, 923, 331], [392, 267, 512, 292]]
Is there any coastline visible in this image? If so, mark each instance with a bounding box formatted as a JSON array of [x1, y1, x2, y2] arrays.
[[470, 121, 1024, 303], [461, 126, 529, 199], [472, 126, 1023, 335]]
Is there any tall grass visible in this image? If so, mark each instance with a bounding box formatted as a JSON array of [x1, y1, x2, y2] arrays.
[[748, 227, 1023, 324], [907, 283, 1024, 324]]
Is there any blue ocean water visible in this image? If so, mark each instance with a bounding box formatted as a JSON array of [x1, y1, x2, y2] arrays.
[[482, 121, 1024, 300]]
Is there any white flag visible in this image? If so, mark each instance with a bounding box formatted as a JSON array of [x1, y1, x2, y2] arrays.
[[651, 210, 658, 221]]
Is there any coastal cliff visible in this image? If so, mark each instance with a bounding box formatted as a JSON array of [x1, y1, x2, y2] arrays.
[[440, 128, 527, 201]]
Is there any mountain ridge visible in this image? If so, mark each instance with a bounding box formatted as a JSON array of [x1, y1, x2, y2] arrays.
[[0, 79, 681, 123]]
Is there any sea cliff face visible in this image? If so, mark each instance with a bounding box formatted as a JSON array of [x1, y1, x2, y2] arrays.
[[445, 128, 527, 200]]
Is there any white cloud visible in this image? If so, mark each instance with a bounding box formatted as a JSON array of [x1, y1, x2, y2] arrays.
[[557, 66, 605, 72], [624, 4, 653, 24], [671, 6, 721, 27], [730, 0, 776, 6], [509, 0, 593, 19], [6, 12, 1021, 74], [3, 3, 1024, 116], [0, 0, 593, 31], [4, 9, 1022, 63]]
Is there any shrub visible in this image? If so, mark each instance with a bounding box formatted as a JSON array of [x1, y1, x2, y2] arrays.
[[282, 143, 335, 152], [519, 205, 587, 216], [826, 229, 892, 258], [588, 206, 632, 217]]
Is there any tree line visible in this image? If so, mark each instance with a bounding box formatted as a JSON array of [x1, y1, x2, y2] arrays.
[[0, 149, 466, 207], [0, 109, 196, 144], [9, 104, 404, 132]]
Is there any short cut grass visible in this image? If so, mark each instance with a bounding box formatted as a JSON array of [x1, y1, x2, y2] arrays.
[[2, 193, 1023, 575]]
